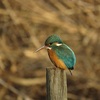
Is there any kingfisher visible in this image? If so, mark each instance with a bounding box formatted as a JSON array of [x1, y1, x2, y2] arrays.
[[35, 34, 76, 75]]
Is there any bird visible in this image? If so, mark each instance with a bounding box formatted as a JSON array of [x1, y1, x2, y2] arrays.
[[35, 34, 76, 75]]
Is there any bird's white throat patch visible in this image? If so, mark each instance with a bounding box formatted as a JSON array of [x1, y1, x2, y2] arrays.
[[46, 47, 52, 50], [56, 43, 62, 46]]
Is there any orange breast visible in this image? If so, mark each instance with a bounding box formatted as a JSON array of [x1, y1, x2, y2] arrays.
[[47, 49, 66, 70]]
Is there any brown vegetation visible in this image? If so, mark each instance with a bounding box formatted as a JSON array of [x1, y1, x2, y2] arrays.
[[0, 0, 100, 100]]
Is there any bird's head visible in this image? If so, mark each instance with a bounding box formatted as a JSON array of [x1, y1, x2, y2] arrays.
[[35, 34, 63, 52]]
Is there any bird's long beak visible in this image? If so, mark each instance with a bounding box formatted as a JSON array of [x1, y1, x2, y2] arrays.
[[35, 45, 46, 52]]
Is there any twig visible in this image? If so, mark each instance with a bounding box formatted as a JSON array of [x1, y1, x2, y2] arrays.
[[8, 75, 46, 86], [0, 78, 33, 100]]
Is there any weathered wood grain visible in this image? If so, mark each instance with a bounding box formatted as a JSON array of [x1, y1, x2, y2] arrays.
[[46, 68, 67, 100]]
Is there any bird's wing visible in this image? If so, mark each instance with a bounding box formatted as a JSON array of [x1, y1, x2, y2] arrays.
[[54, 44, 76, 69]]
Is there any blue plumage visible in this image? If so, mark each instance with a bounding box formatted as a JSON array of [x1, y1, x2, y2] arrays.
[[51, 43, 76, 69], [36, 34, 76, 75]]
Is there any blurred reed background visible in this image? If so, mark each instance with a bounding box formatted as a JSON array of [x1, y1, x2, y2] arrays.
[[0, 0, 100, 100]]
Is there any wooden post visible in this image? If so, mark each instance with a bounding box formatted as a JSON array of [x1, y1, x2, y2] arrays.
[[46, 68, 67, 100]]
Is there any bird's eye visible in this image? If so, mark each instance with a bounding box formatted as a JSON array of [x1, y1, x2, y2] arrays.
[[49, 43, 53, 45]]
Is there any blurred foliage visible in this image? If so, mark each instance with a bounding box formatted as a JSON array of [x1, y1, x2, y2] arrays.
[[0, 0, 100, 100]]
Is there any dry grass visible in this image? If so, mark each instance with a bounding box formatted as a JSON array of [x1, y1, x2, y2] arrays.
[[0, 0, 100, 100]]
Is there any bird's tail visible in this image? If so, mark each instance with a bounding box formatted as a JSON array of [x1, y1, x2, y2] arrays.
[[68, 69, 73, 76]]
